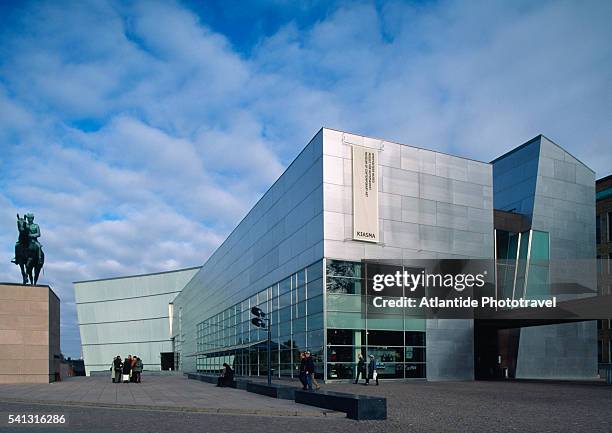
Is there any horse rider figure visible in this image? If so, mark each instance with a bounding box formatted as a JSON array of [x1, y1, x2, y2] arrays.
[[12, 213, 43, 265]]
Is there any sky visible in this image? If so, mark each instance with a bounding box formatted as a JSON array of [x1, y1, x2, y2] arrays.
[[0, 0, 610, 358]]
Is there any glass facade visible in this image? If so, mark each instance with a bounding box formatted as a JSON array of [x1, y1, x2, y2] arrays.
[[193, 258, 427, 381], [326, 259, 426, 380], [195, 261, 324, 378], [495, 229, 550, 301]]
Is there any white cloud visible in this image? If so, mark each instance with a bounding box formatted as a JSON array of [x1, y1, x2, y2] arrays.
[[0, 0, 609, 357]]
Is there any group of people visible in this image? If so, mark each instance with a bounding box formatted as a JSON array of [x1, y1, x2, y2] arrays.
[[298, 351, 320, 390], [212, 352, 378, 389], [111, 355, 143, 383], [355, 353, 379, 385]]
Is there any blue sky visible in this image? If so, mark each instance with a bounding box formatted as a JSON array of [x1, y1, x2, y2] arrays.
[[0, 0, 610, 358]]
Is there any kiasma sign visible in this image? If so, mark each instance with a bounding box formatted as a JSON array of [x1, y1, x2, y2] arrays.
[[352, 145, 379, 243]]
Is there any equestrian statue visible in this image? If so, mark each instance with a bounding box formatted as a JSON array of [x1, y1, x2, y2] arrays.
[[12, 213, 45, 285]]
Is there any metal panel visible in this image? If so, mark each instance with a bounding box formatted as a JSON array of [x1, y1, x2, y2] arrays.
[[74, 268, 198, 375], [172, 130, 325, 373]]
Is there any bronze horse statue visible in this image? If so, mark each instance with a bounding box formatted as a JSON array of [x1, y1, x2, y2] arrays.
[[13, 213, 45, 285]]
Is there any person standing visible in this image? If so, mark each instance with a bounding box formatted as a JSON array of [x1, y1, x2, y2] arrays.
[[133, 357, 143, 383], [113, 356, 122, 384], [354, 353, 365, 384], [366, 354, 379, 385], [122, 356, 131, 383], [131, 355, 138, 382], [304, 351, 315, 391]]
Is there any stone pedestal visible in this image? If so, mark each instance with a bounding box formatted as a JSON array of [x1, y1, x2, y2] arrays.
[[0, 283, 61, 383]]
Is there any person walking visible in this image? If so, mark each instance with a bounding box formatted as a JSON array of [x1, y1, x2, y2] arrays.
[[307, 352, 321, 390], [304, 351, 315, 391], [298, 352, 307, 390], [366, 354, 379, 385], [122, 356, 131, 383], [133, 357, 143, 383], [354, 353, 365, 384], [112, 355, 122, 384]]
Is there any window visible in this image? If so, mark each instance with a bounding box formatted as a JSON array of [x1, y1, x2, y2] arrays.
[[307, 329, 324, 348], [326, 260, 362, 278], [513, 231, 530, 299], [307, 261, 323, 281], [597, 256, 603, 275], [366, 330, 403, 346], [530, 231, 549, 261], [306, 295, 324, 316], [279, 277, 291, 295], [596, 215, 601, 244], [327, 277, 363, 294], [327, 329, 354, 345], [496, 230, 519, 299], [608, 212, 612, 242], [405, 331, 426, 346]]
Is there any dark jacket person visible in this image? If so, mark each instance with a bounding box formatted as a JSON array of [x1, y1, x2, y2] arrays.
[[298, 352, 307, 390], [304, 352, 315, 391], [122, 357, 131, 382], [113, 356, 122, 383], [355, 354, 365, 384], [217, 363, 234, 387], [366, 355, 378, 385]]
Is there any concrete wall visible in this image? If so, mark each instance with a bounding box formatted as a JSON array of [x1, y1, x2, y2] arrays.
[[321, 129, 494, 261], [172, 130, 325, 373], [0, 283, 60, 383], [426, 319, 475, 380], [321, 129, 494, 380], [74, 268, 198, 375], [533, 136, 596, 260], [516, 321, 598, 379], [48, 290, 60, 382], [492, 135, 598, 379]]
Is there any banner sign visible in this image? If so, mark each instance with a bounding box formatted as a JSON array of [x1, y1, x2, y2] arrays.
[[352, 146, 379, 242]]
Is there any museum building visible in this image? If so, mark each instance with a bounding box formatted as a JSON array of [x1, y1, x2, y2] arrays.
[[75, 128, 598, 381], [169, 128, 597, 381], [74, 267, 199, 375]]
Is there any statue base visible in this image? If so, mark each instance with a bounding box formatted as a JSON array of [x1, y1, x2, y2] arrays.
[[0, 283, 61, 383]]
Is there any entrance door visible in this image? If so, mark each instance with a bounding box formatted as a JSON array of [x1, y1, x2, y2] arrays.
[[474, 322, 520, 380], [160, 352, 174, 370]]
